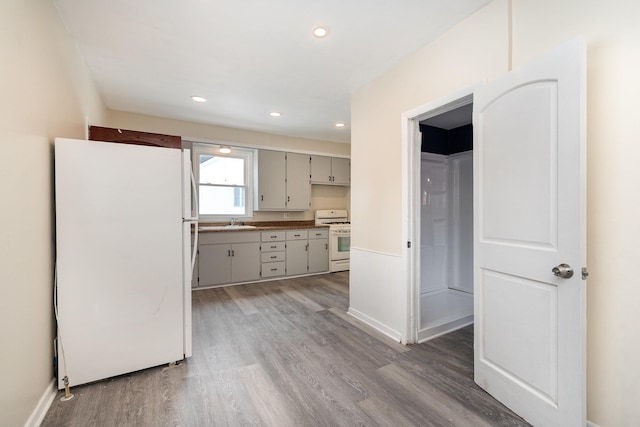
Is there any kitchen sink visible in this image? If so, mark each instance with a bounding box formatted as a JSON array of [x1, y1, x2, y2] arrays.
[[198, 225, 257, 231]]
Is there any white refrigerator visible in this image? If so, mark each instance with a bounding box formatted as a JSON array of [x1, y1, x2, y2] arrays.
[[54, 137, 198, 389]]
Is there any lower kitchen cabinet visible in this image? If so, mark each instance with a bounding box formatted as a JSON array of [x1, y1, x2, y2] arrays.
[[285, 229, 329, 276], [197, 228, 329, 287], [198, 244, 232, 286], [286, 230, 308, 276], [197, 231, 261, 287], [308, 237, 329, 273], [231, 242, 261, 282], [261, 231, 286, 278], [286, 239, 308, 276], [199, 242, 260, 286]]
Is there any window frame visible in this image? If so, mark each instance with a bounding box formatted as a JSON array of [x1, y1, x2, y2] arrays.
[[192, 143, 255, 221]]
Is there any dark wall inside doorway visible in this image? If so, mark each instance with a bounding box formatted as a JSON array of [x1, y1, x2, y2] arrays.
[[420, 123, 472, 155]]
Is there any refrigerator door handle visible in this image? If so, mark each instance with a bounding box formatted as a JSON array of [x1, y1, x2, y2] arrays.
[[189, 167, 199, 272], [190, 167, 199, 220]]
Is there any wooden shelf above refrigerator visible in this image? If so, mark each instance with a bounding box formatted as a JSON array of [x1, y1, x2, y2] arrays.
[[89, 125, 181, 149]]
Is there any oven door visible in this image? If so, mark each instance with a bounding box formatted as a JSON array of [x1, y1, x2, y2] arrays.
[[330, 231, 350, 260]]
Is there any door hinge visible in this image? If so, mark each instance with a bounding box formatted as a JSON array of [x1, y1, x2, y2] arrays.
[[582, 267, 589, 280], [407, 241, 411, 249]]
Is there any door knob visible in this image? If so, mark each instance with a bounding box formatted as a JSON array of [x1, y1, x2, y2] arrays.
[[552, 263, 574, 279]]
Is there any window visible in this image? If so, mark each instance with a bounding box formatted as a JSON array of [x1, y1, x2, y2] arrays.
[[192, 144, 255, 219]]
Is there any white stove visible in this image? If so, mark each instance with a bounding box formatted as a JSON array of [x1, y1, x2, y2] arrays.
[[315, 209, 350, 272]]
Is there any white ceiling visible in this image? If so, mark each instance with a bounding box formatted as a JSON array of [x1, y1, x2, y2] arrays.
[[53, 0, 492, 144]]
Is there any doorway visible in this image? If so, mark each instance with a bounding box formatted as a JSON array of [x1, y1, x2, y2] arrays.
[[403, 87, 477, 343], [418, 114, 473, 341]]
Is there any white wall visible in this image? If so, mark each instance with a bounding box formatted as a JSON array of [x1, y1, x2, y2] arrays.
[[350, 0, 640, 425], [0, 1, 107, 425]]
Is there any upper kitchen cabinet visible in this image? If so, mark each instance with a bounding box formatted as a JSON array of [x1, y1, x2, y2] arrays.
[[286, 152, 311, 210], [255, 150, 310, 211], [255, 150, 286, 210], [310, 155, 350, 185]]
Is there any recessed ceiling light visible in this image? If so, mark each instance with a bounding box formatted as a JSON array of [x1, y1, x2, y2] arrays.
[[270, 112, 282, 117], [191, 95, 207, 103], [335, 122, 346, 128], [219, 147, 231, 154], [313, 26, 328, 38]]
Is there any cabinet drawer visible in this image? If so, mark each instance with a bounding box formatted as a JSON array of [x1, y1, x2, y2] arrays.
[[261, 251, 285, 263], [262, 241, 286, 252], [262, 231, 286, 242], [286, 230, 308, 240], [199, 231, 260, 245], [308, 229, 329, 239], [262, 262, 285, 278]]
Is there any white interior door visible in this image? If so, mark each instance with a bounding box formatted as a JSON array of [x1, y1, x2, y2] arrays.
[[473, 39, 586, 426]]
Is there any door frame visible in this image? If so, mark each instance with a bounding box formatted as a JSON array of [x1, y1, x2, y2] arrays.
[[401, 84, 480, 343]]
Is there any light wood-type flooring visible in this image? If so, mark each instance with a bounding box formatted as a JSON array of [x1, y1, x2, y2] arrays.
[[42, 272, 529, 426]]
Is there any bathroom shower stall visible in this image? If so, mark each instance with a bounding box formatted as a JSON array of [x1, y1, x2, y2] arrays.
[[418, 120, 474, 342]]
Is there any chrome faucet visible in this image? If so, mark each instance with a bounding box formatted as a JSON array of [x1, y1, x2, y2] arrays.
[[230, 217, 236, 226]]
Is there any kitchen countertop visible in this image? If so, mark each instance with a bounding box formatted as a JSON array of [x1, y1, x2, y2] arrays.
[[196, 220, 329, 233]]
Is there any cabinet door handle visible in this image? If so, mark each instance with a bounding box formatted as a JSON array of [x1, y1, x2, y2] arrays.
[[231, 250, 235, 257], [227, 249, 231, 257], [287, 196, 290, 202], [325, 244, 328, 249], [270, 245, 277, 249], [261, 195, 264, 201], [270, 255, 277, 259], [271, 268, 278, 271], [305, 244, 309, 251], [294, 234, 300, 237]]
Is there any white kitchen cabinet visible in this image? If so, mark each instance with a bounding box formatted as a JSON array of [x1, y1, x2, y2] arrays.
[[260, 231, 286, 278], [198, 228, 329, 285], [310, 155, 350, 185], [198, 231, 260, 286], [255, 150, 286, 210], [231, 242, 261, 282], [284, 229, 328, 276], [255, 150, 311, 211], [331, 157, 350, 185], [286, 152, 311, 210], [199, 244, 232, 286], [286, 230, 308, 241], [261, 230, 286, 242], [308, 229, 329, 273], [286, 240, 308, 276], [310, 155, 332, 184], [286, 230, 308, 276]]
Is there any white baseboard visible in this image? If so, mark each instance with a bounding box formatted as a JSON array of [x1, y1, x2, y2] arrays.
[[587, 421, 600, 427], [24, 378, 56, 427], [417, 315, 474, 343], [347, 306, 403, 342]]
